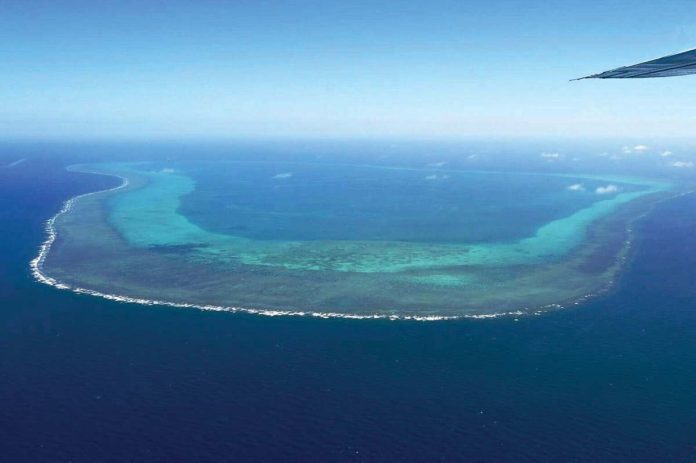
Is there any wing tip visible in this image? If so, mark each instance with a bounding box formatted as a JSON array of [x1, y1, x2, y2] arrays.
[[570, 75, 596, 81]]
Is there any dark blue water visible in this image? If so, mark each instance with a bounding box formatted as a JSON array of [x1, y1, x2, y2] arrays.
[[179, 161, 628, 243], [1, 145, 695, 462]]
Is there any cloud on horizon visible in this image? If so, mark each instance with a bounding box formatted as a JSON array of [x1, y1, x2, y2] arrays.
[[595, 184, 619, 195], [427, 161, 447, 167], [425, 174, 449, 180], [670, 160, 694, 168], [622, 144, 650, 155], [540, 152, 561, 161]]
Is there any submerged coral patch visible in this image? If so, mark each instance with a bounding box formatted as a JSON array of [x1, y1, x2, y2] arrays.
[[34, 161, 671, 318]]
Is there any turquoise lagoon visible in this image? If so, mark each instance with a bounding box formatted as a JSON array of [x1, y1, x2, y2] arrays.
[[41, 161, 671, 318]]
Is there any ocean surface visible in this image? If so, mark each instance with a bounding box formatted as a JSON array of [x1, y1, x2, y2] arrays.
[[1, 141, 695, 461], [38, 155, 670, 317]]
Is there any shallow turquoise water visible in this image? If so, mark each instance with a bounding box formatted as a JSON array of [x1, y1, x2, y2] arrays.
[[41, 159, 672, 317], [105, 162, 667, 272]]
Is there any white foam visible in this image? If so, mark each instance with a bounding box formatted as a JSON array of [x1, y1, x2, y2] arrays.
[[30, 172, 130, 288], [28, 179, 534, 321], [30, 167, 687, 323]]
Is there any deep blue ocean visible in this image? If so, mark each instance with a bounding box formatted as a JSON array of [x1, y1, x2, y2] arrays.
[[1, 142, 695, 462]]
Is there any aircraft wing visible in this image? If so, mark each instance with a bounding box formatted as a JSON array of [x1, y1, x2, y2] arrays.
[[576, 47, 696, 79]]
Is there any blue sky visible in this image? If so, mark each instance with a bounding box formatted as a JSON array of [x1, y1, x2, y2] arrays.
[[2, 0, 696, 139]]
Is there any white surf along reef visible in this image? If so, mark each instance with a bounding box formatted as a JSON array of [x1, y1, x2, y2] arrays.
[[32, 162, 673, 320]]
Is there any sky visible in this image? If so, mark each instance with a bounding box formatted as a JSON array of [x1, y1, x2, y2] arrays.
[[2, 0, 696, 139]]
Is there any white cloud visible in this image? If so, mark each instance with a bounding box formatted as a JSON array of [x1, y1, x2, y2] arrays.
[[272, 172, 293, 179], [427, 161, 447, 167], [159, 168, 176, 174], [540, 152, 561, 160], [670, 161, 694, 168], [660, 150, 673, 157], [595, 184, 620, 195], [566, 183, 585, 192], [467, 154, 478, 160], [621, 144, 649, 155], [425, 174, 449, 180]]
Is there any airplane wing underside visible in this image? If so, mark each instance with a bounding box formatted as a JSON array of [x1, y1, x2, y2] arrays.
[[577, 48, 696, 79]]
